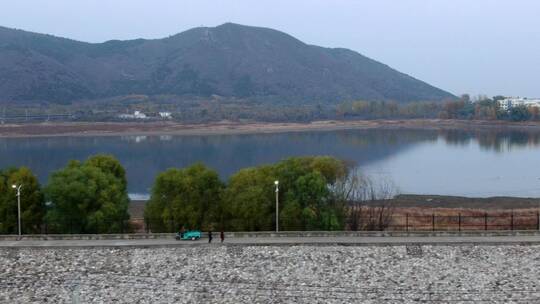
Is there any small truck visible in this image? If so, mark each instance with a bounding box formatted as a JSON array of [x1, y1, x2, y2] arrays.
[[175, 230, 201, 241]]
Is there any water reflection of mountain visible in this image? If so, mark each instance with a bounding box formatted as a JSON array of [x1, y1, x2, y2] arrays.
[[2, 128, 537, 193], [0, 129, 436, 193]]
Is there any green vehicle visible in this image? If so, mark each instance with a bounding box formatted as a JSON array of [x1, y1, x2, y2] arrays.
[[175, 230, 201, 241]]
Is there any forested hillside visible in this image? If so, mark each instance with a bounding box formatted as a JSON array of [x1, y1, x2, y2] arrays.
[[0, 23, 454, 105]]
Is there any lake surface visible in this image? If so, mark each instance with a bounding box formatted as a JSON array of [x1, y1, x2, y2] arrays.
[[2, 128, 540, 198]]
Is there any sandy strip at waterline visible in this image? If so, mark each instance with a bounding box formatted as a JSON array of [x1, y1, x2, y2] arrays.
[[2, 119, 540, 138]]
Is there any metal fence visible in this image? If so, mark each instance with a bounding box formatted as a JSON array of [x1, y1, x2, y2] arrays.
[[141, 212, 540, 233], [365, 212, 540, 232], [2, 212, 540, 234]]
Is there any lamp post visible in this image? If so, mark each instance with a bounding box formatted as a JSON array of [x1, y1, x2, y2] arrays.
[[11, 184, 22, 236], [274, 180, 279, 232]]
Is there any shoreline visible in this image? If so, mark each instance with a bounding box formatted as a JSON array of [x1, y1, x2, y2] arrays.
[[2, 119, 540, 138], [128, 194, 540, 219]]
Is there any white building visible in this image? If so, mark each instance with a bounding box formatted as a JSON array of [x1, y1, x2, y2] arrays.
[[159, 112, 172, 119], [498, 97, 540, 111], [118, 111, 147, 119], [133, 111, 146, 119]]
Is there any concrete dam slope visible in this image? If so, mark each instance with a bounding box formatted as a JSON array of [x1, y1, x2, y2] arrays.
[[1, 244, 539, 303]]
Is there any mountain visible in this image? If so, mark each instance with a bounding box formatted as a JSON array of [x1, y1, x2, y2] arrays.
[[0, 23, 455, 104]]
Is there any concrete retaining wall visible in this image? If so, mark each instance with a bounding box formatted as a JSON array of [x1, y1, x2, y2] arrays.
[[2, 229, 540, 241]]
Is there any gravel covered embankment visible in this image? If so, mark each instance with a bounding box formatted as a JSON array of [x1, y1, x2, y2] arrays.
[[1, 245, 539, 303]]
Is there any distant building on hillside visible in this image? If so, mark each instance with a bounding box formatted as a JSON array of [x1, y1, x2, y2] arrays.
[[118, 111, 147, 119], [159, 112, 172, 119], [498, 97, 540, 111]]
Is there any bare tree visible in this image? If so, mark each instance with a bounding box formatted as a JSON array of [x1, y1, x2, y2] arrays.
[[332, 167, 399, 231]]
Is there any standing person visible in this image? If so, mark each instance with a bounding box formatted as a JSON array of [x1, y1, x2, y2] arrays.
[[179, 226, 185, 238], [208, 230, 213, 243], [220, 231, 224, 243]]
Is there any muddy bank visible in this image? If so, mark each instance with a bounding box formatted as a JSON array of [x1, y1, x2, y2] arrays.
[[129, 195, 540, 220], [2, 119, 540, 138], [378, 194, 540, 210]]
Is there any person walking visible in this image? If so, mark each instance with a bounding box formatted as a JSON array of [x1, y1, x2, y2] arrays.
[[208, 230, 213, 243], [220, 231, 224, 243]]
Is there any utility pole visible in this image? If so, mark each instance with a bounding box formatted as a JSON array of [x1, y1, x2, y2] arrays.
[[274, 180, 279, 232]]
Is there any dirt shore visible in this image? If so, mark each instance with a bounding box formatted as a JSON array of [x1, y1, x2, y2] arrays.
[[2, 119, 540, 138], [129, 195, 540, 219]]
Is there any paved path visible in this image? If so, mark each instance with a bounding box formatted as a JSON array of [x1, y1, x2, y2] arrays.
[[2, 235, 540, 248]]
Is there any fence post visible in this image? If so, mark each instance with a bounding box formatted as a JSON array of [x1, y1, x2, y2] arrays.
[[511, 212, 514, 231], [458, 213, 461, 232], [484, 213, 488, 231], [432, 214, 435, 231], [406, 214, 409, 232]]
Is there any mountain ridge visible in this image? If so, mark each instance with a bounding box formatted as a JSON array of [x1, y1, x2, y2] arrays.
[[0, 23, 455, 104]]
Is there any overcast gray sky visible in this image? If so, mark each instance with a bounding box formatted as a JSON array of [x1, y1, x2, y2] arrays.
[[1, 0, 539, 97]]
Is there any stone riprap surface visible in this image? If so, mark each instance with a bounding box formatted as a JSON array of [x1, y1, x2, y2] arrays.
[[1, 245, 539, 303]]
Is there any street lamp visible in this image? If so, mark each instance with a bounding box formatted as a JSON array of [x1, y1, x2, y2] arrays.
[[274, 180, 279, 232], [11, 184, 22, 236]]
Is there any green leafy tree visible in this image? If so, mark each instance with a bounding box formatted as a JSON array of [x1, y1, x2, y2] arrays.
[[281, 170, 345, 231], [223, 156, 348, 231], [144, 163, 223, 232], [0, 167, 45, 234], [85, 154, 128, 191], [281, 172, 329, 230], [276, 157, 348, 230], [222, 166, 276, 231], [45, 156, 129, 233]]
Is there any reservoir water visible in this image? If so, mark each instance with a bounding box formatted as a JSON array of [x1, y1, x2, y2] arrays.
[[1, 128, 540, 198]]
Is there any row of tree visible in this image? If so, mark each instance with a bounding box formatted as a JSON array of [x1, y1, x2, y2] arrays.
[[144, 156, 351, 232], [336, 95, 540, 122], [1, 155, 396, 234], [0, 155, 129, 234]]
